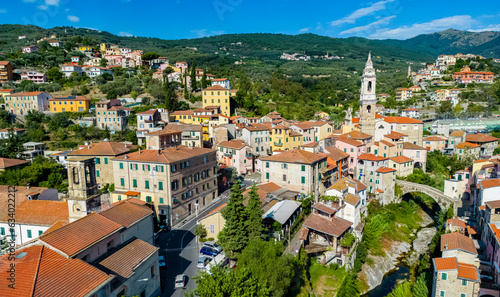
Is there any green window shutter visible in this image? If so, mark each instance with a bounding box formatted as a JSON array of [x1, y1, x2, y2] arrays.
[[96, 170, 100, 177], [160, 197, 164, 204], [301, 176, 305, 184], [301, 165, 305, 171], [142, 164, 145, 171], [0, 227, 4, 235], [161, 166, 164, 172], [159, 182, 163, 190], [120, 178, 125, 186], [95, 158, 100, 164], [38, 230, 43, 236], [104, 158, 108, 164], [27, 230, 32, 238], [146, 196, 152, 203], [145, 180, 150, 189], [462, 280, 467, 286], [130, 163, 133, 170], [441, 272, 447, 280], [148, 165, 151, 171], [119, 163, 123, 169], [133, 179, 137, 187], [118, 195, 121, 201], [266, 173, 269, 179]]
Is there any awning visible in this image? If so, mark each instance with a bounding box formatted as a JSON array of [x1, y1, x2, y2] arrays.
[[124, 191, 140, 196]]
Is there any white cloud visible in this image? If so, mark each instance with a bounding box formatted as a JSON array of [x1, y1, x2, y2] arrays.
[[191, 29, 207, 37], [468, 24, 500, 32], [299, 27, 310, 33], [118, 32, 134, 37], [45, 0, 59, 6], [37, 5, 48, 10], [340, 15, 396, 35], [67, 15, 80, 23], [369, 15, 476, 39], [330, 0, 394, 26]]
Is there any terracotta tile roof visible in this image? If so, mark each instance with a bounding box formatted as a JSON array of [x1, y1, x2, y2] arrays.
[[312, 203, 338, 215], [473, 158, 490, 163], [456, 142, 480, 149], [384, 116, 423, 124], [49, 96, 90, 101], [336, 137, 363, 147], [218, 139, 248, 149], [358, 153, 388, 161], [385, 131, 408, 140], [5, 92, 45, 97], [389, 156, 413, 163], [304, 120, 329, 127], [257, 182, 282, 193], [114, 145, 214, 164], [379, 140, 395, 147], [0, 157, 29, 169], [13, 200, 68, 226], [0, 89, 14, 92], [291, 123, 313, 130], [466, 133, 499, 143], [376, 167, 396, 173], [339, 131, 372, 140], [375, 189, 384, 193], [447, 218, 466, 229], [261, 149, 326, 164], [324, 147, 349, 161], [450, 130, 466, 137], [0, 61, 11, 65], [440, 232, 477, 254], [108, 106, 131, 111], [211, 78, 228, 81], [202, 203, 227, 219], [0, 186, 49, 224], [303, 215, 352, 238], [44, 220, 70, 234], [69, 141, 136, 156], [244, 123, 270, 131], [425, 135, 447, 141], [204, 85, 229, 90], [458, 262, 480, 282], [100, 200, 153, 228], [480, 178, 500, 189], [172, 110, 194, 115], [136, 109, 158, 115], [302, 141, 318, 147], [356, 180, 367, 192], [485, 200, 500, 210], [433, 257, 458, 271], [39, 212, 124, 257], [0, 245, 113, 297], [96, 238, 158, 280], [344, 193, 360, 206], [403, 142, 426, 150]]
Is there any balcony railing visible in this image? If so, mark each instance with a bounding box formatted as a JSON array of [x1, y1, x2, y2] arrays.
[[274, 142, 283, 147], [245, 153, 253, 158], [223, 152, 233, 157]]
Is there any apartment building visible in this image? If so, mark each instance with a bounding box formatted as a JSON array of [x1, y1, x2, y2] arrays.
[[373, 140, 402, 158], [136, 109, 169, 145], [260, 149, 328, 198], [0, 61, 13, 84], [60, 63, 83, 77], [389, 156, 414, 177], [453, 66, 494, 84], [465, 133, 499, 157], [49, 96, 91, 113], [239, 124, 271, 157], [111, 145, 218, 227], [95, 99, 131, 131], [424, 135, 448, 152], [382, 116, 424, 145], [395, 88, 412, 101], [448, 130, 466, 149], [4, 91, 51, 115], [67, 141, 136, 188], [290, 122, 315, 144], [304, 121, 333, 142], [269, 124, 302, 152], [454, 142, 481, 160], [21, 71, 47, 83], [211, 78, 231, 89], [217, 140, 252, 174], [335, 137, 367, 175], [202, 85, 236, 117], [355, 153, 395, 203]]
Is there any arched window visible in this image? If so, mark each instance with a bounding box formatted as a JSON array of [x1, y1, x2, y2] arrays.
[[368, 81, 372, 92], [73, 167, 79, 184], [367, 105, 371, 113]]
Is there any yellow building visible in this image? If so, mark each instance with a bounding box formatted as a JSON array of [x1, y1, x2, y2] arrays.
[[269, 125, 302, 152], [78, 46, 93, 52], [100, 43, 106, 52], [49, 96, 91, 113], [202, 85, 235, 117], [199, 203, 226, 240], [172, 110, 194, 123]]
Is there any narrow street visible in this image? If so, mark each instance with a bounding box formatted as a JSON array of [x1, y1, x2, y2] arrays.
[[158, 191, 230, 297]]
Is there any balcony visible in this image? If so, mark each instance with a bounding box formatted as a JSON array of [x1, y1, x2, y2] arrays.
[[223, 152, 233, 158], [274, 142, 283, 147], [245, 153, 253, 158], [182, 135, 200, 140]]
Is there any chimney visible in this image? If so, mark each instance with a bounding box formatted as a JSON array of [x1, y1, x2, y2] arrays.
[[444, 244, 448, 250], [157, 149, 161, 156], [125, 155, 128, 159], [138, 148, 141, 154], [27, 183, 30, 190]]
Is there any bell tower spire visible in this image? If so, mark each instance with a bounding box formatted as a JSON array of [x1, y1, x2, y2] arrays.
[[359, 52, 376, 137]]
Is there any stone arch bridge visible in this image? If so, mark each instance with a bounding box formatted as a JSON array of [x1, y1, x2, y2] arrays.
[[396, 180, 461, 213]]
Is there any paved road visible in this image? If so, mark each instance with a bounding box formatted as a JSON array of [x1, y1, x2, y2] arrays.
[[159, 191, 229, 297]]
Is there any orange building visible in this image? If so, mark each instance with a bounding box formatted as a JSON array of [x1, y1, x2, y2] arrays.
[[453, 66, 494, 84]]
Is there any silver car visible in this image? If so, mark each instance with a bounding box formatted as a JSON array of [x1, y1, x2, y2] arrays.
[[197, 256, 212, 269], [203, 241, 222, 253]]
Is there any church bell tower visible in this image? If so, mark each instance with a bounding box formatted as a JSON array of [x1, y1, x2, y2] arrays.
[[359, 52, 376, 137]]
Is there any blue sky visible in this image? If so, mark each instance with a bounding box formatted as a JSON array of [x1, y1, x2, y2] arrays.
[[1, 0, 499, 40]]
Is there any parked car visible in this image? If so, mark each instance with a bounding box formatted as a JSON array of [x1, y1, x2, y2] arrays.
[[197, 256, 212, 269], [158, 256, 166, 268], [200, 246, 219, 257], [175, 274, 187, 288], [203, 241, 222, 253]]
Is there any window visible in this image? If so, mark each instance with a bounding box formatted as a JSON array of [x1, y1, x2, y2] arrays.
[[120, 178, 125, 186], [132, 179, 137, 188], [266, 162, 269, 168], [38, 230, 43, 236], [151, 265, 155, 278], [460, 294, 466, 297], [96, 170, 100, 177], [283, 174, 286, 181], [441, 272, 447, 280], [440, 291, 445, 297], [104, 158, 108, 164], [351, 148, 354, 152], [119, 163, 123, 169], [0, 227, 4, 235], [266, 172, 269, 179], [301, 165, 305, 171], [159, 181, 163, 190], [171, 164, 177, 172], [210, 224, 215, 233], [160, 197, 164, 204], [95, 158, 100, 164], [145, 180, 150, 189], [171, 180, 178, 190], [462, 280, 467, 286], [146, 196, 152, 203], [27, 230, 32, 238], [301, 176, 305, 184], [118, 195, 121, 201]]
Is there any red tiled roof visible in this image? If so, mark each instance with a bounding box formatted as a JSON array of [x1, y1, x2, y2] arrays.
[[375, 189, 384, 193], [384, 116, 423, 124], [100, 200, 153, 228], [136, 109, 157, 115], [0, 89, 14, 92], [303, 215, 352, 238], [466, 133, 499, 143], [403, 142, 426, 150], [485, 200, 500, 210], [425, 135, 447, 141], [458, 262, 480, 282], [339, 131, 372, 140], [440, 232, 477, 254], [447, 218, 466, 229], [345, 193, 360, 206], [385, 131, 408, 140], [434, 257, 458, 271], [14, 200, 68, 226], [204, 85, 229, 90], [456, 142, 480, 149], [261, 149, 326, 165], [450, 130, 466, 137], [69, 141, 136, 156], [312, 203, 338, 215], [379, 140, 395, 147], [5, 92, 45, 97], [336, 137, 363, 147], [218, 139, 248, 149], [358, 153, 388, 161], [0, 245, 113, 297], [376, 167, 396, 173], [0, 157, 29, 169], [39, 213, 124, 257], [480, 178, 500, 189], [389, 156, 413, 163], [324, 147, 349, 161], [114, 145, 214, 164]]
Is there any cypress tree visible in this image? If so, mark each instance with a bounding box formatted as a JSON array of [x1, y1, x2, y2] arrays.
[[245, 185, 265, 240], [201, 71, 207, 89], [190, 64, 197, 91], [218, 180, 248, 258]]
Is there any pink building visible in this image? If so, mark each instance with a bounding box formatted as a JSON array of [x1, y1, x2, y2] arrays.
[[22, 45, 39, 53], [402, 142, 427, 171], [175, 61, 188, 74], [21, 72, 47, 83], [217, 140, 253, 174], [335, 138, 367, 175]]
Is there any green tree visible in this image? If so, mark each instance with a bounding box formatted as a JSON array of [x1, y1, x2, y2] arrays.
[[0, 132, 23, 159], [412, 273, 428, 297], [194, 223, 208, 239], [218, 180, 248, 258], [190, 64, 197, 91], [201, 71, 208, 89], [46, 67, 64, 83], [245, 186, 264, 239], [336, 273, 359, 297], [141, 52, 159, 61], [387, 281, 413, 297], [100, 58, 107, 67], [438, 100, 453, 114], [48, 113, 70, 131]]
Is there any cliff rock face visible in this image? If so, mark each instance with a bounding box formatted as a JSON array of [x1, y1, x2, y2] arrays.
[[361, 241, 411, 292]]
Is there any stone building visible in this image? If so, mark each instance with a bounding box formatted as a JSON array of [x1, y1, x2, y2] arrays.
[[95, 99, 131, 131], [359, 52, 377, 137], [4, 91, 51, 115]]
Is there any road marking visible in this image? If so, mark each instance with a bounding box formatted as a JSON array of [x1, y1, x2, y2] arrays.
[[180, 230, 189, 249]]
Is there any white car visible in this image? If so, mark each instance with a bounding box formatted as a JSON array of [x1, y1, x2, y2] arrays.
[[158, 256, 166, 268], [203, 241, 222, 253], [175, 274, 187, 288]]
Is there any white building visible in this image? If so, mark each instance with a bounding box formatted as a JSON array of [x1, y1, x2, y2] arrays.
[[211, 78, 231, 90], [61, 64, 83, 77]]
